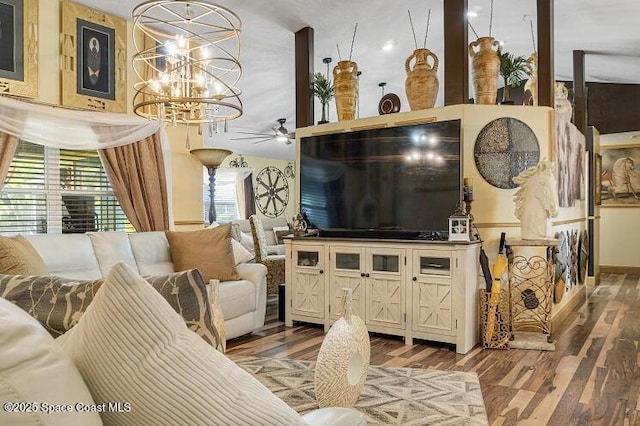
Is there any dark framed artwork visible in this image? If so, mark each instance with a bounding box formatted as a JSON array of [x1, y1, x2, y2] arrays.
[[0, 0, 37, 98], [76, 19, 115, 100], [600, 144, 640, 207], [61, 0, 126, 112]]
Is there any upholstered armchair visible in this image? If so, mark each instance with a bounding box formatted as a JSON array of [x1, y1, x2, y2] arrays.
[[249, 215, 285, 295]]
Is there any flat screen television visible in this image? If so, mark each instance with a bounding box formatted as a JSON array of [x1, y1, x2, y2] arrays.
[[299, 119, 461, 239]]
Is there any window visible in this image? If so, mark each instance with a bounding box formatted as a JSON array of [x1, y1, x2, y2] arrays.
[[203, 167, 240, 224], [0, 141, 132, 235]]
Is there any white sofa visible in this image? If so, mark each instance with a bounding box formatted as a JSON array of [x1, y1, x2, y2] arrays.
[[22, 231, 267, 340]]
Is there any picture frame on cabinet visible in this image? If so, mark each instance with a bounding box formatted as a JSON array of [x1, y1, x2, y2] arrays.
[[61, 0, 126, 112], [0, 0, 38, 98], [600, 144, 640, 207]]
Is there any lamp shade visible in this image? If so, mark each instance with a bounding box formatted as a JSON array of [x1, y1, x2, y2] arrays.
[[190, 148, 232, 167]]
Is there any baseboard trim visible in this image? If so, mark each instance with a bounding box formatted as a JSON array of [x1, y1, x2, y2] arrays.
[[552, 286, 587, 333], [600, 266, 640, 274]]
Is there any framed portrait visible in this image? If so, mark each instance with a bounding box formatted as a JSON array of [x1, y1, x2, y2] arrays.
[[0, 0, 37, 98], [600, 144, 640, 207], [61, 0, 126, 112]]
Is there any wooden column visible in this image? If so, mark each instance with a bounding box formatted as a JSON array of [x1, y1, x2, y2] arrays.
[[537, 0, 554, 107], [573, 50, 587, 138], [295, 27, 314, 128], [444, 0, 469, 105]]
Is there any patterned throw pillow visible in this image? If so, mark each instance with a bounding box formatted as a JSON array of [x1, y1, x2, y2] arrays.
[[0, 274, 99, 337], [0, 270, 223, 352], [144, 269, 223, 352]]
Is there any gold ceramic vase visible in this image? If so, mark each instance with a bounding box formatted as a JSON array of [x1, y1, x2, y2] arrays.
[[333, 60, 358, 121], [468, 37, 502, 105], [524, 52, 538, 106], [405, 48, 439, 110]]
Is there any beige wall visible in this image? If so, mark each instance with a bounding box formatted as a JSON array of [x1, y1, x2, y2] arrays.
[[599, 132, 640, 268]]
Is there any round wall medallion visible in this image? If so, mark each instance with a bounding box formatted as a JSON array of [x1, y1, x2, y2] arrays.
[[378, 93, 401, 115], [474, 117, 540, 189], [255, 166, 289, 218]]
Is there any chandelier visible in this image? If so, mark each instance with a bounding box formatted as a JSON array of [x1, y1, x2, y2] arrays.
[[132, 1, 242, 134]]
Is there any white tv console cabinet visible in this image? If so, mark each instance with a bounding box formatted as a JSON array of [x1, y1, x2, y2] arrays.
[[284, 236, 481, 354]]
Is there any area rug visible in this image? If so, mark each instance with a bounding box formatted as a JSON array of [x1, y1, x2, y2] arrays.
[[231, 355, 488, 425]]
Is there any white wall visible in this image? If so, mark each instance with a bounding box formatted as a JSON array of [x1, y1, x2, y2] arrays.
[[599, 131, 640, 268]]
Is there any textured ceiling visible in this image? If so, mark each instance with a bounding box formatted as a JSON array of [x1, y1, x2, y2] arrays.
[[75, 0, 640, 160]]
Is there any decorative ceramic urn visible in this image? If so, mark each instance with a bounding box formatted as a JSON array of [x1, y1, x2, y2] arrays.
[[333, 60, 358, 121], [405, 48, 439, 110], [468, 37, 502, 104]]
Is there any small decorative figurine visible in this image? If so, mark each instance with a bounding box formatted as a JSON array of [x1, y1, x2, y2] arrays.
[[293, 210, 309, 236]]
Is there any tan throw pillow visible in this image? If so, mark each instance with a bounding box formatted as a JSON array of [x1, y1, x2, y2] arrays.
[[58, 262, 305, 426], [0, 235, 48, 275], [165, 225, 239, 282]]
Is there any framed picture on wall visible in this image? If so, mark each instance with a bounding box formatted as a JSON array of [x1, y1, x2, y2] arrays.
[[0, 0, 38, 98], [61, 0, 126, 112], [600, 144, 640, 207]]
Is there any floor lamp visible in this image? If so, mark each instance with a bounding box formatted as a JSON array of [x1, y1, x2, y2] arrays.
[[190, 148, 232, 224]]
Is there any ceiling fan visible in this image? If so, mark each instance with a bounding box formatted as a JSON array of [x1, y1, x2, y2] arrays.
[[231, 118, 295, 145]]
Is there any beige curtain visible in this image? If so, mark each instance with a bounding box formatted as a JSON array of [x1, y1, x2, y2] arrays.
[[99, 132, 170, 232], [0, 132, 19, 190]]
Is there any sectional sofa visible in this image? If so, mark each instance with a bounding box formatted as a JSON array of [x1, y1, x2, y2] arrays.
[[22, 230, 267, 339]]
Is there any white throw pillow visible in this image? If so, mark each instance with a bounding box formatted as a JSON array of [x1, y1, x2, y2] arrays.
[[0, 298, 102, 426], [239, 231, 255, 254], [231, 239, 254, 264], [58, 262, 304, 426]]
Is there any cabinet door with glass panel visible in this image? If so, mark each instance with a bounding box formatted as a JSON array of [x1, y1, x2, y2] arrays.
[[364, 248, 405, 330], [329, 246, 365, 322], [411, 249, 454, 337], [290, 245, 326, 321]]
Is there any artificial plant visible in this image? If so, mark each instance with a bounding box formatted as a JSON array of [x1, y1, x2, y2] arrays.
[[312, 72, 334, 123], [499, 52, 529, 104]]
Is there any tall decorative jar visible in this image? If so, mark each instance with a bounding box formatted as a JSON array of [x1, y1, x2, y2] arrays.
[[333, 60, 358, 121], [468, 37, 502, 104], [524, 52, 538, 106], [405, 48, 439, 110], [314, 288, 370, 408]]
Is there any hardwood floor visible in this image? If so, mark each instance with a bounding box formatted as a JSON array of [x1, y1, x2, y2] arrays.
[[227, 273, 640, 425]]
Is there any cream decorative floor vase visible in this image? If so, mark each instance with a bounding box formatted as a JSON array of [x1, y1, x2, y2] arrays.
[[314, 288, 370, 408], [208, 279, 226, 353]]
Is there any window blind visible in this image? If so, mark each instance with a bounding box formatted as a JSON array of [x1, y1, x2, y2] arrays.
[[203, 167, 240, 224], [0, 141, 132, 235]]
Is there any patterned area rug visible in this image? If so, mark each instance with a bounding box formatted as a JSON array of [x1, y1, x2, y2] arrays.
[[231, 355, 488, 425]]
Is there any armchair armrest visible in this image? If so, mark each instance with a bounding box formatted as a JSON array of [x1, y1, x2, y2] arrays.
[[234, 262, 268, 329], [302, 408, 367, 426]]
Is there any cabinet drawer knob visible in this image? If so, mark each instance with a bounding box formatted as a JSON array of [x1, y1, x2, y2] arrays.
[[412, 277, 417, 281], [319, 269, 324, 274], [360, 272, 365, 277], [365, 273, 370, 278]]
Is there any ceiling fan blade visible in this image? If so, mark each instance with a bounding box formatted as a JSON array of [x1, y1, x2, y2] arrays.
[[234, 131, 274, 136], [230, 135, 274, 141], [250, 137, 275, 145]]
